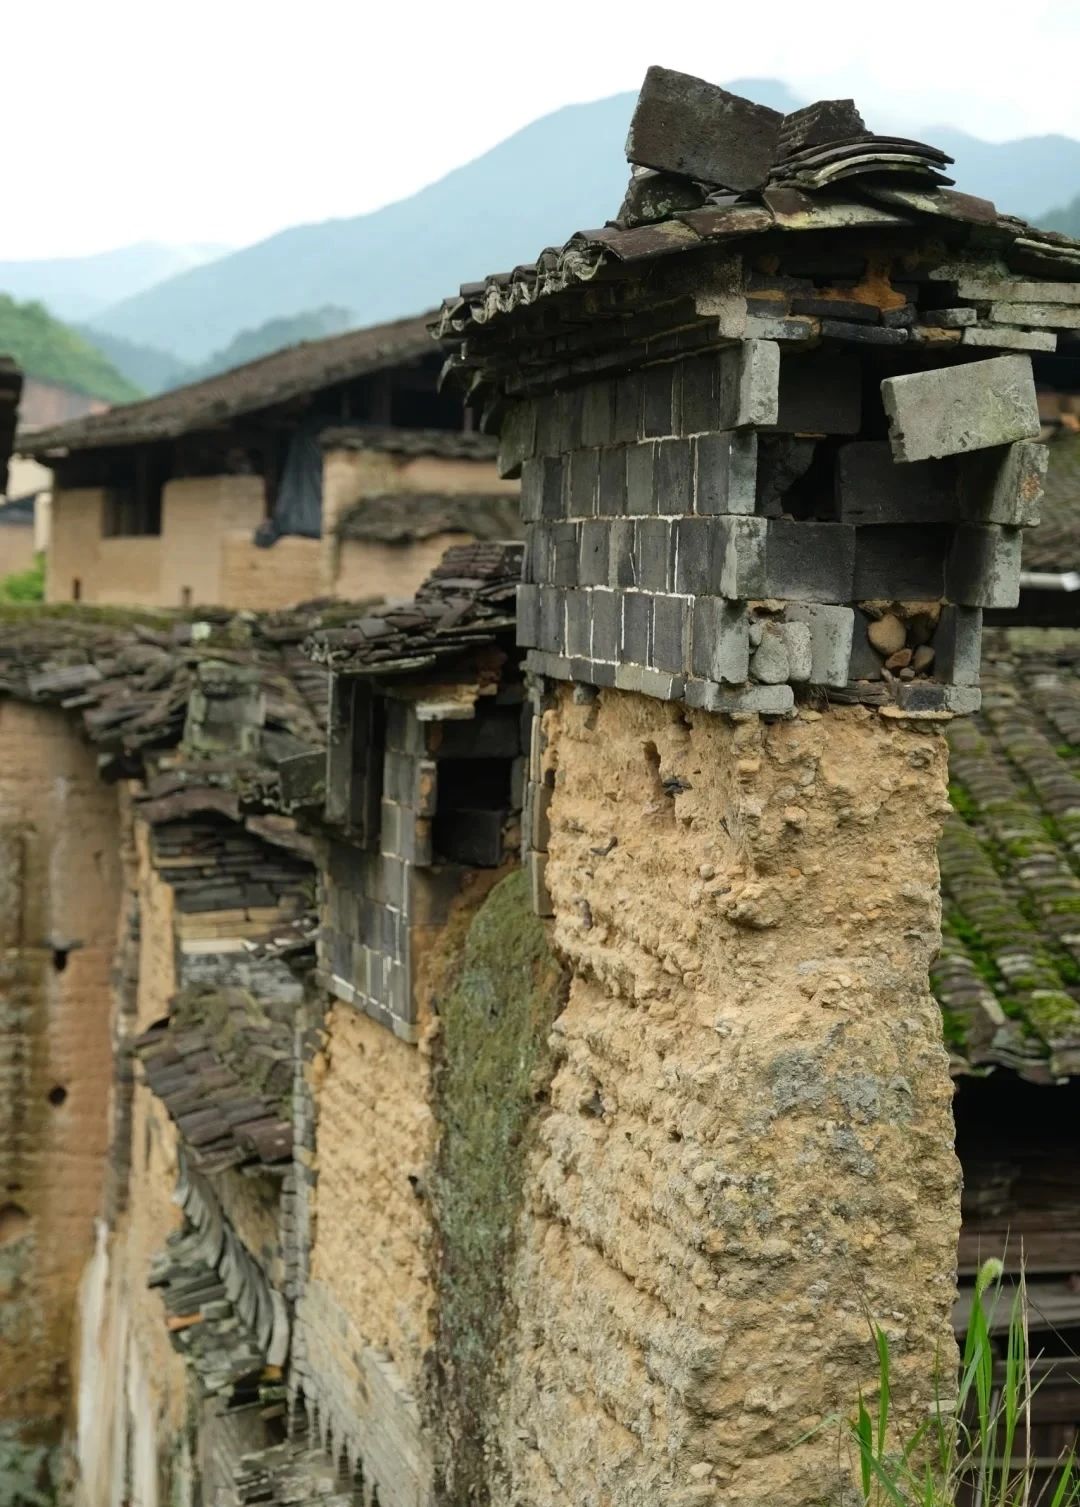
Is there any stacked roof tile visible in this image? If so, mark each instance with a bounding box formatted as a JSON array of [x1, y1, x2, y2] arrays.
[[937, 633, 1080, 1080]]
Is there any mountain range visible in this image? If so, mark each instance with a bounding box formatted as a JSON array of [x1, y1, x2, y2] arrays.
[[11, 78, 1080, 380], [0, 242, 229, 324]]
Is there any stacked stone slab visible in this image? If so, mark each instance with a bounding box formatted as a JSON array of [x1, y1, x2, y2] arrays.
[[437, 69, 1080, 725], [511, 337, 1045, 717], [304, 543, 525, 1040]]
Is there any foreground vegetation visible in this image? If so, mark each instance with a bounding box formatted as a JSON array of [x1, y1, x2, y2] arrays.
[[843, 1260, 1078, 1507]]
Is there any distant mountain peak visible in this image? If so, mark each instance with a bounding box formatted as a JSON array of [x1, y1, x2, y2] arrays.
[[86, 81, 1080, 364]]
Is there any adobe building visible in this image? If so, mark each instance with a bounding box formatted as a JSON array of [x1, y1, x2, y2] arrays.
[[5, 67, 1080, 1507], [20, 316, 518, 611], [430, 66, 1080, 1506]]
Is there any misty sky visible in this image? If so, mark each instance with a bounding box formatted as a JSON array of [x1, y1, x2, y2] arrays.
[[13, 0, 1080, 261]]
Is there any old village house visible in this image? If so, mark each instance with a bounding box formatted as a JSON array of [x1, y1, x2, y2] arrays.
[[20, 318, 518, 611], [3, 67, 1080, 1507]]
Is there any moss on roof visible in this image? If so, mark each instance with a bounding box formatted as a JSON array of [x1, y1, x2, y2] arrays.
[[938, 631, 1080, 1080]]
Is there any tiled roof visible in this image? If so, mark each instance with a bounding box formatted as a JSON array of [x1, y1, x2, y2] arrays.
[[1024, 430, 1080, 571], [937, 632, 1080, 1081], [334, 492, 523, 545], [318, 424, 498, 460], [21, 314, 437, 457], [304, 540, 522, 675]]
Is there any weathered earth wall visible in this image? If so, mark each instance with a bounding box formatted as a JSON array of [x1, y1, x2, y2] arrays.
[[492, 687, 961, 1507], [71, 796, 191, 1507], [0, 701, 123, 1497]]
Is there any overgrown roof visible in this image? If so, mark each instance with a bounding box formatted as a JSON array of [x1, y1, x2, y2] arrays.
[[334, 493, 523, 545], [938, 632, 1080, 1081], [1025, 430, 1080, 571], [304, 540, 522, 676], [20, 313, 436, 457], [318, 424, 498, 460]]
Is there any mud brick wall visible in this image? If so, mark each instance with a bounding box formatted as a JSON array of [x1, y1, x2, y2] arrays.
[[495, 687, 961, 1507], [320, 693, 526, 1039], [0, 701, 123, 1489], [291, 1004, 435, 1507], [512, 345, 1045, 716]]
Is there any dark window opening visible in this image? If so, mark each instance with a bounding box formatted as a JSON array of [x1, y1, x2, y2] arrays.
[[47, 1085, 67, 1107], [432, 757, 512, 868], [389, 384, 464, 431], [103, 449, 165, 537], [72, 578, 82, 601]]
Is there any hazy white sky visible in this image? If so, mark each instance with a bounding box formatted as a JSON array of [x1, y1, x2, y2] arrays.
[[11, 0, 1080, 260]]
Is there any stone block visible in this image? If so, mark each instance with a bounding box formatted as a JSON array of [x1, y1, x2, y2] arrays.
[[772, 351, 861, 435], [540, 455, 567, 520], [535, 394, 563, 457], [569, 448, 600, 517], [835, 441, 958, 525], [847, 610, 884, 681], [673, 516, 717, 595], [651, 595, 690, 673], [626, 442, 658, 515], [958, 439, 1046, 527], [932, 605, 982, 686], [691, 597, 750, 684], [527, 649, 573, 683], [881, 354, 1040, 462], [529, 779, 553, 852], [520, 458, 543, 523], [625, 65, 782, 190], [655, 437, 694, 514], [893, 682, 981, 714], [643, 363, 680, 437], [946, 524, 1022, 608], [735, 339, 780, 429], [523, 526, 546, 584], [695, 431, 758, 515], [529, 851, 554, 918], [565, 590, 593, 659], [717, 516, 768, 598], [614, 372, 644, 443], [766, 520, 856, 602], [779, 621, 812, 681], [636, 517, 674, 592], [550, 522, 580, 587], [755, 435, 816, 516], [620, 591, 652, 664], [852, 524, 950, 600], [680, 353, 719, 435], [498, 402, 536, 479], [609, 518, 639, 588], [750, 624, 790, 683], [579, 520, 610, 587], [783, 602, 854, 688], [538, 586, 566, 654], [614, 664, 685, 700], [582, 379, 616, 447], [591, 588, 620, 663], [597, 445, 628, 517], [961, 326, 1056, 353], [683, 680, 795, 714]]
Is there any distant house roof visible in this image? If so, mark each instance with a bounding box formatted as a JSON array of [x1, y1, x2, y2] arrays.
[[937, 633, 1080, 1082], [0, 357, 23, 491], [1025, 430, 1080, 571], [334, 492, 523, 546], [20, 314, 438, 458], [319, 425, 498, 461]]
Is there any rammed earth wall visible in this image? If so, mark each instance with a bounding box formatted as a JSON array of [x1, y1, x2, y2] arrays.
[[493, 687, 961, 1507]]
